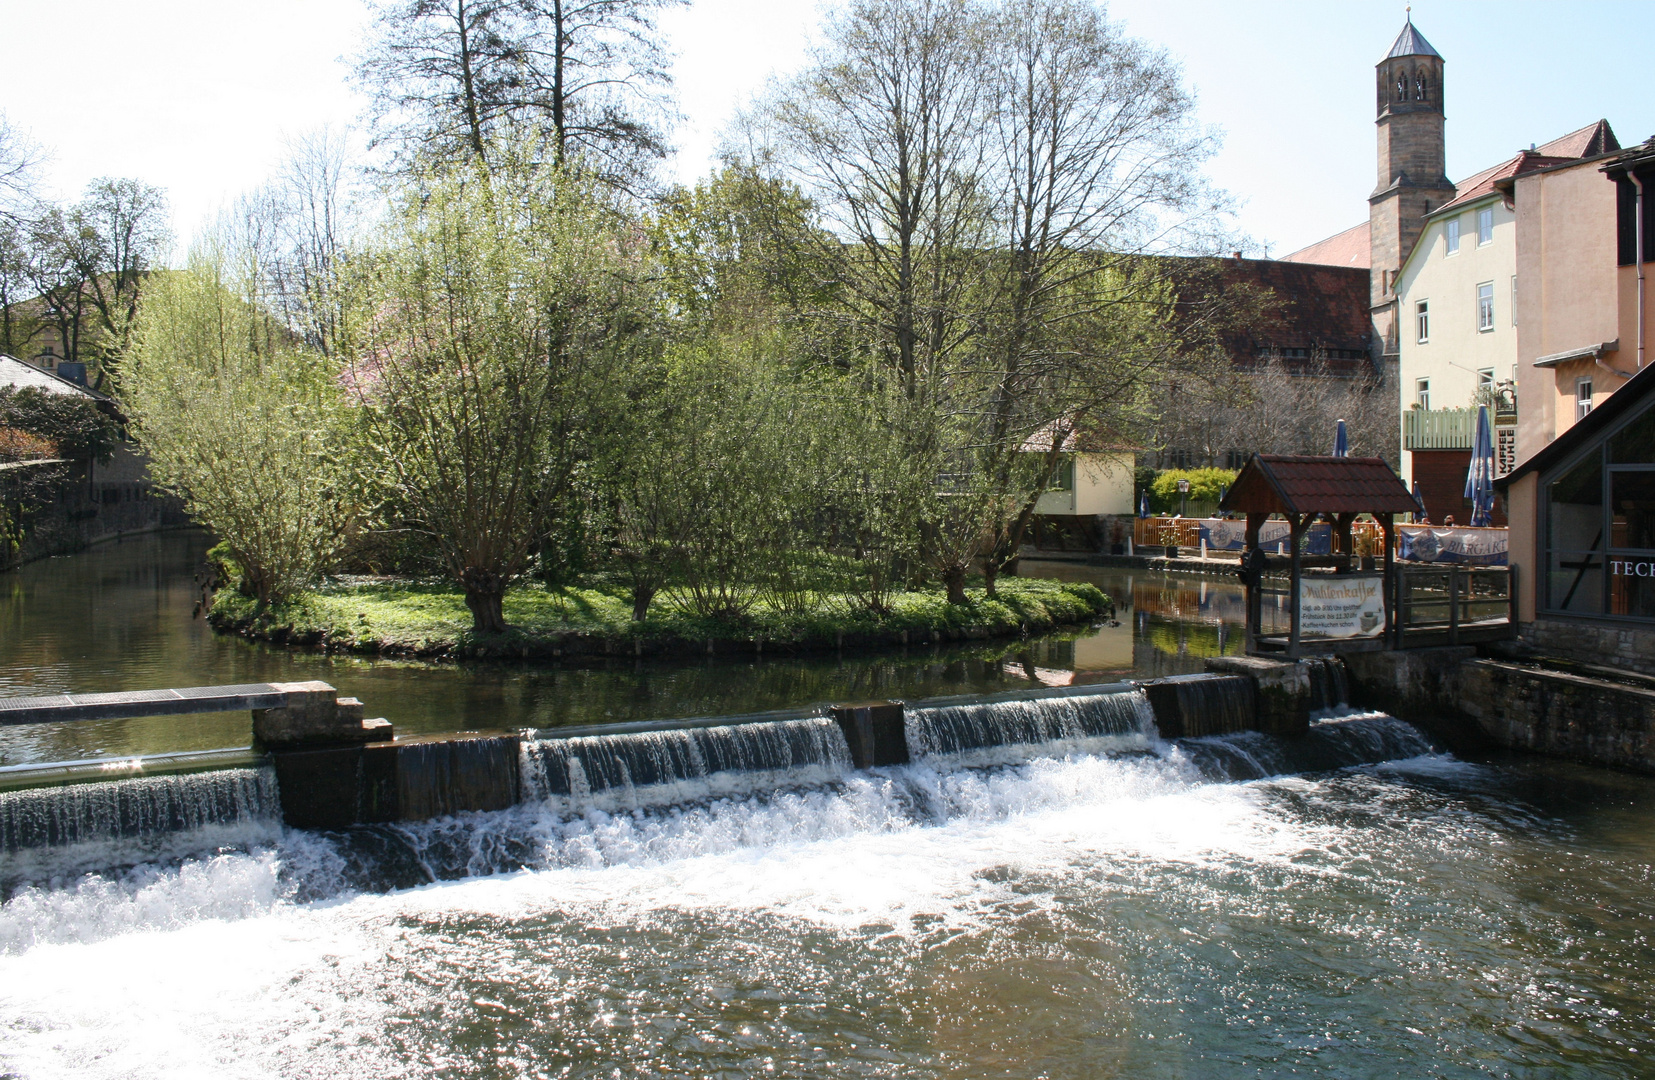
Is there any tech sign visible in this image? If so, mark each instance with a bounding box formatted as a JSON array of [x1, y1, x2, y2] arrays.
[[1611, 559, 1655, 578]]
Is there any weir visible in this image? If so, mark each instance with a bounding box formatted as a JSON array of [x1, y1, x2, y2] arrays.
[[0, 657, 1381, 847]]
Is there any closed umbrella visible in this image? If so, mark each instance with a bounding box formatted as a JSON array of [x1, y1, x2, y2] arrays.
[[1465, 404, 1495, 528], [1332, 418, 1348, 457], [1138, 491, 1150, 518], [1411, 480, 1429, 524]]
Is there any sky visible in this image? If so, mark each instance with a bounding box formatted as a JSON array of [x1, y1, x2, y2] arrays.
[[2, 0, 1654, 258]]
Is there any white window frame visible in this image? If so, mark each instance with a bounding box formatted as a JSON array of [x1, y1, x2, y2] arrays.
[[1416, 378, 1431, 410], [1478, 368, 1494, 390], [1445, 217, 1461, 254], [1416, 299, 1430, 343], [1576, 377, 1593, 420], [1477, 206, 1494, 246], [1477, 281, 1495, 332]]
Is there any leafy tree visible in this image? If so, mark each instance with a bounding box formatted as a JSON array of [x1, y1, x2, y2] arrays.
[[753, 0, 1234, 602], [23, 178, 171, 389], [344, 158, 649, 632], [122, 239, 359, 604]]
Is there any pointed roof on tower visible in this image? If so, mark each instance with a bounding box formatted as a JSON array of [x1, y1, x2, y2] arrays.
[[1385, 16, 1440, 60]]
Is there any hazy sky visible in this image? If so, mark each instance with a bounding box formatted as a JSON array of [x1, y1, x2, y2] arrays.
[[3, 0, 1653, 258]]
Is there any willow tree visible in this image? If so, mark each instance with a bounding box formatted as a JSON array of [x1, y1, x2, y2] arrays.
[[123, 239, 359, 604], [345, 160, 645, 632]]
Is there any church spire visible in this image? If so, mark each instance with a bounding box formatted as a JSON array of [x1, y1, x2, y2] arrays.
[[1386, 13, 1441, 60]]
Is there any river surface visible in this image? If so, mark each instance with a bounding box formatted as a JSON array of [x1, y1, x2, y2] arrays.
[[2, 533, 1653, 1079], [0, 531, 1254, 768]]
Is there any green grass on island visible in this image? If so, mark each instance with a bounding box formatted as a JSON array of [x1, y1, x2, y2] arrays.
[[210, 575, 1113, 660]]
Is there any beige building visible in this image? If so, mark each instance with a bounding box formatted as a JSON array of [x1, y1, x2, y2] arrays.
[[1032, 452, 1136, 518], [1393, 126, 1618, 521], [1497, 138, 1655, 662]]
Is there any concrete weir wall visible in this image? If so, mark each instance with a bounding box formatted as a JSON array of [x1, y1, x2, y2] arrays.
[[266, 668, 1342, 829]]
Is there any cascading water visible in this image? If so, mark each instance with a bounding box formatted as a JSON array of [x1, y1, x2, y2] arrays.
[[903, 685, 1158, 762], [1302, 655, 1352, 716], [0, 767, 279, 855], [520, 715, 853, 812]]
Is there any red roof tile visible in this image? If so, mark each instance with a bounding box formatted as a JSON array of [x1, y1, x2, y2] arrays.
[[1280, 222, 1371, 268], [1219, 455, 1418, 516]]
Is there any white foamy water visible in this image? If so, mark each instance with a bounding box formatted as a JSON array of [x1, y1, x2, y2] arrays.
[[3, 716, 1650, 1079]]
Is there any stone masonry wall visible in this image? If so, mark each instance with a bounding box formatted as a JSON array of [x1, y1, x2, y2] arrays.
[[1457, 658, 1655, 773], [1519, 618, 1655, 679]]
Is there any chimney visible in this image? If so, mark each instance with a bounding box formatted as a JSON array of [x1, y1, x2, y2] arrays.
[[1232, 250, 1243, 260]]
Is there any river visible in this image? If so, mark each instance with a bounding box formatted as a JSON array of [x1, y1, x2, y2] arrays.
[[1, 532, 1652, 1078]]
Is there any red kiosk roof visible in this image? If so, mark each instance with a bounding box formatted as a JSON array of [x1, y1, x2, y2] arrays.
[[1218, 455, 1417, 517]]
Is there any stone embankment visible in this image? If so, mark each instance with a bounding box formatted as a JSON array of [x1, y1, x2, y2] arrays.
[[1345, 646, 1655, 773]]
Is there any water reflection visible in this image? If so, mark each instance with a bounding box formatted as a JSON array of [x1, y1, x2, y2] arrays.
[[2, 538, 1256, 766]]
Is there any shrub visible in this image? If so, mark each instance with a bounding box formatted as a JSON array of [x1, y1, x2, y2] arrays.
[[1149, 467, 1236, 514]]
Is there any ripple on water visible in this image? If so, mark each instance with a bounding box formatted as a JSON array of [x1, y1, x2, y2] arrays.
[[2, 734, 1654, 1078]]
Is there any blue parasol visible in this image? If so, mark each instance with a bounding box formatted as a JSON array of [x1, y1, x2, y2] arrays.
[[1465, 404, 1495, 527], [1411, 480, 1429, 524], [1332, 418, 1348, 457], [1138, 491, 1150, 518]]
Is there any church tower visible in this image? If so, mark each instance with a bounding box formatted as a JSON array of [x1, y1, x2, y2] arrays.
[[1369, 16, 1456, 367]]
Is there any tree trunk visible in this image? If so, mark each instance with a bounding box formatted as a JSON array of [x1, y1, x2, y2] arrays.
[[632, 584, 655, 621], [462, 566, 508, 633], [943, 566, 969, 606], [982, 561, 998, 598]]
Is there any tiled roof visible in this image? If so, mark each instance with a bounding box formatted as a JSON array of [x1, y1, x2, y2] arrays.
[[1385, 18, 1440, 60], [0, 355, 103, 400], [1432, 151, 1576, 216], [1280, 222, 1370, 268], [1220, 455, 1419, 516], [1218, 258, 1373, 362], [1290, 120, 1619, 267], [1535, 119, 1619, 160]]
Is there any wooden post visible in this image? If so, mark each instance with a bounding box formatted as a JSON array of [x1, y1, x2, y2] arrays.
[[1334, 512, 1357, 570], [1448, 566, 1461, 645], [1381, 513, 1397, 647], [1244, 512, 1266, 651], [1287, 512, 1305, 658]]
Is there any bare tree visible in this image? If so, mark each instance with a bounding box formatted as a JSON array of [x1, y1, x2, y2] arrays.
[[0, 113, 42, 225], [1155, 351, 1400, 468], [358, 0, 523, 165], [357, 0, 683, 186], [271, 128, 360, 356]]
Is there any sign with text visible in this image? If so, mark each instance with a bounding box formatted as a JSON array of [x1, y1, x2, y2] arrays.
[[1298, 575, 1386, 639], [1398, 526, 1508, 566], [1611, 558, 1655, 578]]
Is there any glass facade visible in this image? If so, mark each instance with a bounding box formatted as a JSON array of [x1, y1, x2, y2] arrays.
[[1543, 396, 1655, 620]]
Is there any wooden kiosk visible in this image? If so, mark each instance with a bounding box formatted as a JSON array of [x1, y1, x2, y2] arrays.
[[1218, 455, 1419, 658]]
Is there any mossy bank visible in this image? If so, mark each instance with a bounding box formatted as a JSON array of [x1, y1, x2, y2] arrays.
[[209, 577, 1112, 661]]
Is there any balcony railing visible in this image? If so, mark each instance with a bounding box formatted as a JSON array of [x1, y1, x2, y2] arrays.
[[1404, 407, 1476, 450]]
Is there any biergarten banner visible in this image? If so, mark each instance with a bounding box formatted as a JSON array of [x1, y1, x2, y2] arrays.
[[1198, 519, 1332, 555], [1298, 574, 1386, 639], [1397, 526, 1508, 566]]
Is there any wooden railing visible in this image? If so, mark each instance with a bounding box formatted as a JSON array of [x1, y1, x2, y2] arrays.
[[1403, 407, 1477, 450], [1392, 564, 1516, 645]]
